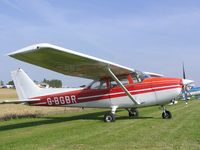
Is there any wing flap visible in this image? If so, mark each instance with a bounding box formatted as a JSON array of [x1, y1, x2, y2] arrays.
[[8, 43, 134, 80]]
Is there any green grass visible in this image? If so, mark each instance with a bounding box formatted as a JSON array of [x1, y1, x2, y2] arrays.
[[0, 100, 200, 150]]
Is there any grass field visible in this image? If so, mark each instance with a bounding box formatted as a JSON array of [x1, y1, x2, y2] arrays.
[[0, 97, 200, 150], [0, 88, 17, 100], [0, 89, 80, 118]]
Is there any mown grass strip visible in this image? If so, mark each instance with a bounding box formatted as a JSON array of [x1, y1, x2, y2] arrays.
[[0, 100, 200, 150]]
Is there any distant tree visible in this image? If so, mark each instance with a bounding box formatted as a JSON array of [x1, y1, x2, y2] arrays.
[[42, 78, 62, 88], [51, 79, 62, 88], [43, 78, 47, 83], [0, 80, 4, 86], [7, 80, 14, 85], [33, 80, 39, 84]]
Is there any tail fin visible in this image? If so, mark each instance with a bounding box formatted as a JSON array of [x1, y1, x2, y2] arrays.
[[11, 69, 40, 100]]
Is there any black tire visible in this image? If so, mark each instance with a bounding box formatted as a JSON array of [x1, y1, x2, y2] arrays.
[[162, 110, 172, 119], [128, 108, 139, 118], [104, 113, 116, 122]]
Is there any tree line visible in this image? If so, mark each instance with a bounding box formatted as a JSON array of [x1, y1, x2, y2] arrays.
[[0, 79, 62, 88], [42, 78, 62, 88]]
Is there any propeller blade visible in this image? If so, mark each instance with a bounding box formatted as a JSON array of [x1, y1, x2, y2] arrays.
[[182, 61, 193, 103], [182, 62, 186, 79]]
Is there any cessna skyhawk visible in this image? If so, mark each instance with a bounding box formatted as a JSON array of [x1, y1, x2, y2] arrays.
[[3, 43, 193, 122]]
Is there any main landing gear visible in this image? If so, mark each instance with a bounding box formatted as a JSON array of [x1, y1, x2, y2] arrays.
[[104, 112, 116, 122], [161, 106, 172, 119], [104, 106, 118, 122], [104, 107, 139, 122]]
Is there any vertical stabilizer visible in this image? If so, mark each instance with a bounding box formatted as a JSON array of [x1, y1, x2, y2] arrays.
[[11, 69, 40, 100]]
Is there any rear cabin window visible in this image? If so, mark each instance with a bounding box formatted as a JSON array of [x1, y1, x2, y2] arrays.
[[90, 80, 107, 89]]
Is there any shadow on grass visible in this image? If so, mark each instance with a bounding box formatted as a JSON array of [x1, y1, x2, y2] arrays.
[[0, 110, 155, 131]]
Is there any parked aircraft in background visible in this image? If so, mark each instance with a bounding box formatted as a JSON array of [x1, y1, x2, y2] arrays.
[[189, 87, 200, 97], [0, 84, 14, 89], [1, 43, 194, 122], [183, 86, 200, 100]]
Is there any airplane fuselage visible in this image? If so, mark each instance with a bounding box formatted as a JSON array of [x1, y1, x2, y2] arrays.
[[29, 77, 183, 109]]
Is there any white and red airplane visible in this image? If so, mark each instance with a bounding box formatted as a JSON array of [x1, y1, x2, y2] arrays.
[[2, 43, 193, 122]]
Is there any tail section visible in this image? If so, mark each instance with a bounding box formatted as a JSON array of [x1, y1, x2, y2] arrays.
[[11, 68, 40, 100]]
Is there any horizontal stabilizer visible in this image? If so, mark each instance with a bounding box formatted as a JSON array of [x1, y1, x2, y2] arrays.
[[0, 99, 40, 104]]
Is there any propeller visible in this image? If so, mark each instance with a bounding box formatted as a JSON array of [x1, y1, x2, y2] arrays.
[[169, 63, 194, 105], [182, 62, 194, 103]]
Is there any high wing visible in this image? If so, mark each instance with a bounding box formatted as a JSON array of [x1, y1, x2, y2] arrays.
[[8, 43, 134, 80]]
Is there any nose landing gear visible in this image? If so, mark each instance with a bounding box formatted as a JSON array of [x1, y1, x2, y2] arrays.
[[126, 108, 139, 118], [104, 106, 118, 122]]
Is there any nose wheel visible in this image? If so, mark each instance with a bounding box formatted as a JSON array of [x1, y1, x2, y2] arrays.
[[162, 106, 172, 119]]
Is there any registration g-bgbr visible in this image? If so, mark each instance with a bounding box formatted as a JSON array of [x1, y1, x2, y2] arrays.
[[47, 95, 77, 105]]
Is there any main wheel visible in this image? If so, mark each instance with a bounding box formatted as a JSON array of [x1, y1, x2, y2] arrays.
[[104, 113, 116, 122], [128, 108, 139, 118], [162, 110, 172, 119]]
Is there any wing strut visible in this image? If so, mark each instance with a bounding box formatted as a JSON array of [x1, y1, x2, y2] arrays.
[[107, 67, 140, 105]]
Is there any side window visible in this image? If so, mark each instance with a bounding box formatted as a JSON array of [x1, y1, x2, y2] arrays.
[[90, 80, 107, 89], [100, 81, 107, 89], [110, 80, 117, 88], [90, 81, 101, 89], [110, 76, 129, 87], [119, 78, 129, 85]]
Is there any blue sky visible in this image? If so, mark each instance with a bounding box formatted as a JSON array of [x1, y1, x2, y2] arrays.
[[1, 0, 200, 86]]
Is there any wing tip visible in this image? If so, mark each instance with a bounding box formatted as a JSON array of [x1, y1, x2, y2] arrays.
[[7, 43, 54, 57]]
